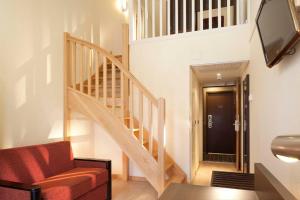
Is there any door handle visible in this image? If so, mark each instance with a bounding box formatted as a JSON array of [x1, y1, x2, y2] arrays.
[[233, 120, 240, 132], [208, 115, 213, 129]]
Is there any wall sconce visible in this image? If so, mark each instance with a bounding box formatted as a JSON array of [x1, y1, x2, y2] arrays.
[[271, 135, 300, 163], [118, 0, 128, 12]]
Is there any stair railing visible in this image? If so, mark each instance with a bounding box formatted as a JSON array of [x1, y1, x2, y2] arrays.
[[64, 32, 166, 192]]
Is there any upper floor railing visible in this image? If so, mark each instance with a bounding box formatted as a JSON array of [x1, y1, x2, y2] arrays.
[[129, 0, 250, 41]]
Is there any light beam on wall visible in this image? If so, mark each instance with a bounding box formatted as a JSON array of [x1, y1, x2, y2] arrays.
[[46, 54, 52, 85], [15, 75, 27, 109], [48, 120, 63, 139]]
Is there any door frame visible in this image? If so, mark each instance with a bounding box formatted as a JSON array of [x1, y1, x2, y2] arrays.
[[242, 75, 250, 173], [203, 85, 241, 169]]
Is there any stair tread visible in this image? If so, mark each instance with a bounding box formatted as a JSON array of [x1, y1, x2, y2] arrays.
[[165, 159, 174, 171], [83, 84, 121, 88], [165, 174, 185, 188], [133, 131, 148, 145], [152, 153, 173, 171], [106, 105, 122, 109], [92, 76, 121, 80]]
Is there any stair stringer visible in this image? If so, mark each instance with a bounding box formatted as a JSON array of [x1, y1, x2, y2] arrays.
[[68, 88, 162, 192]]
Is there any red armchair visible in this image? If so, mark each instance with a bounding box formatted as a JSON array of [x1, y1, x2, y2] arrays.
[[0, 141, 111, 200]]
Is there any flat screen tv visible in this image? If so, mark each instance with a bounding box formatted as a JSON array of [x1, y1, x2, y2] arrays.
[[256, 0, 300, 68]]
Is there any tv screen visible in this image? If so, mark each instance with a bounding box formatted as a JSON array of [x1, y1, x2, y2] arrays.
[[256, 0, 300, 67]]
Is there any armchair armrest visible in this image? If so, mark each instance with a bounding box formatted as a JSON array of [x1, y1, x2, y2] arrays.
[[74, 158, 111, 169], [74, 158, 112, 200], [0, 180, 41, 200]]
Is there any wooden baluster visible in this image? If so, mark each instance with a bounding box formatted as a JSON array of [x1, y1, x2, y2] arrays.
[[209, 0, 212, 29], [88, 48, 92, 96], [236, 0, 240, 25], [168, 0, 171, 35], [157, 98, 165, 193], [139, 90, 144, 144], [160, 0, 163, 36], [218, 0, 221, 28], [145, 0, 148, 38], [175, 0, 178, 34], [112, 64, 116, 113], [95, 52, 99, 100], [152, 0, 156, 37], [148, 100, 153, 154], [80, 45, 84, 92], [138, 0, 142, 39], [71, 42, 76, 89], [200, 0, 204, 30], [192, 0, 195, 32], [121, 71, 125, 120], [130, 81, 134, 134], [103, 56, 107, 106], [227, 0, 231, 26], [129, 0, 135, 40], [183, 0, 186, 32], [247, 0, 250, 24]]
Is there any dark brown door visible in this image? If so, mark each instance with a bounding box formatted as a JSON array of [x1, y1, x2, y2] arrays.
[[205, 91, 236, 157], [243, 75, 250, 173]]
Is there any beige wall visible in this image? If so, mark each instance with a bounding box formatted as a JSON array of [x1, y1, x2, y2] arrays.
[[130, 25, 250, 180], [0, 0, 127, 151], [244, 0, 300, 198], [246, 25, 300, 200]]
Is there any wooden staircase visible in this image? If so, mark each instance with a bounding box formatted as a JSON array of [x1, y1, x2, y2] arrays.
[[63, 31, 186, 195]]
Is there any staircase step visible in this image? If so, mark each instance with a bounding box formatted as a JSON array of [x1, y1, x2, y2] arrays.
[[83, 84, 121, 89], [92, 76, 121, 81], [133, 131, 148, 145], [106, 105, 122, 109], [165, 174, 185, 188], [165, 159, 174, 172], [99, 68, 121, 73]]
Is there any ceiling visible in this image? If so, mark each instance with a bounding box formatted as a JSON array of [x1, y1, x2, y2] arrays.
[[192, 61, 249, 85]]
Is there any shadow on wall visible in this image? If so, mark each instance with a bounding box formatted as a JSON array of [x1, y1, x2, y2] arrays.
[[0, 0, 105, 148]]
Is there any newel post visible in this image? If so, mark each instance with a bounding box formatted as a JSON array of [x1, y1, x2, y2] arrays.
[[122, 24, 130, 181], [157, 98, 166, 194], [63, 32, 71, 141]]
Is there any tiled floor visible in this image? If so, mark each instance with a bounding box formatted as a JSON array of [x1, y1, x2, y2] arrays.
[[191, 161, 238, 186], [112, 178, 157, 200]]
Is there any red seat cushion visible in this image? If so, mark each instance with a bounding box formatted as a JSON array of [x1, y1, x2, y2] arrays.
[[35, 168, 108, 200]]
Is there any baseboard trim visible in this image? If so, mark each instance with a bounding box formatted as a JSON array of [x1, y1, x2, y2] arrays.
[[129, 176, 147, 182], [112, 174, 147, 182], [112, 174, 123, 179]]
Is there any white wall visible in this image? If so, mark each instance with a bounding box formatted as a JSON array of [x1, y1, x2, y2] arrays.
[[246, 30, 300, 199], [243, 1, 300, 198], [248, 31, 300, 198], [130, 25, 250, 180], [0, 0, 127, 151]]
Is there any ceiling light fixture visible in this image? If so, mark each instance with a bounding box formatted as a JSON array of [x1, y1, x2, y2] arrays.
[[271, 135, 300, 163]]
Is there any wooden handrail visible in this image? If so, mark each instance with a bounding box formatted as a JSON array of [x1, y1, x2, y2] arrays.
[[64, 31, 167, 193], [66, 34, 158, 106]]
